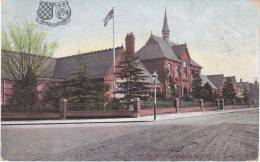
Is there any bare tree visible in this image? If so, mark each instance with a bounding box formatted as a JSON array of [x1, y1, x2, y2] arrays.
[[1, 22, 58, 111], [2, 22, 58, 80]]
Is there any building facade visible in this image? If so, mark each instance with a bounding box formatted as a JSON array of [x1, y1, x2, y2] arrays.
[[136, 10, 202, 98]]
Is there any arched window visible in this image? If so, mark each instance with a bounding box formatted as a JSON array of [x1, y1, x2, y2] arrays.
[[183, 60, 187, 68], [183, 60, 188, 78], [166, 63, 172, 77], [176, 65, 181, 77]]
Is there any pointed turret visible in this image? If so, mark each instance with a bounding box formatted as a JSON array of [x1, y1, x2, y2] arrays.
[[162, 9, 170, 41]]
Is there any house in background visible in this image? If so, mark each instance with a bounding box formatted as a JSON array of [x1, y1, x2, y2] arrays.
[[136, 10, 202, 98], [236, 79, 249, 98], [200, 74, 218, 94], [206, 74, 237, 96]]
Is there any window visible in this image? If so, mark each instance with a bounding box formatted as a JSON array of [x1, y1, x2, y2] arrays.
[[176, 65, 181, 77], [166, 63, 172, 77], [183, 60, 188, 78]]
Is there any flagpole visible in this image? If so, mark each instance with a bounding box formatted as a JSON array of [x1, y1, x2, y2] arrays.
[[112, 7, 115, 98]]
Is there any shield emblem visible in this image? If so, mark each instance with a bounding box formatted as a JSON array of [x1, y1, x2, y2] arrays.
[[54, 1, 71, 20], [37, 1, 54, 20]]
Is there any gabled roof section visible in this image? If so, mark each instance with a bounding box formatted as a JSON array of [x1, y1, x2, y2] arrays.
[[54, 46, 124, 80], [135, 59, 161, 85], [136, 34, 180, 62], [172, 44, 202, 68], [207, 74, 224, 89], [200, 74, 218, 90], [172, 44, 186, 58]]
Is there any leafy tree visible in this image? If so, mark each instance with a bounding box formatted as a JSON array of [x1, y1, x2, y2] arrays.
[[191, 72, 202, 99], [2, 22, 58, 110], [201, 82, 214, 102], [222, 78, 236, 101], [116, 53, 148, 107]]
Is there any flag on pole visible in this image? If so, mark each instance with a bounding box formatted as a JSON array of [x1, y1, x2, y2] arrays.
[[103, 8, 114, 27]]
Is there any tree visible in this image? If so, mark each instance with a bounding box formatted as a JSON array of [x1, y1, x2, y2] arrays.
[[116, 53, 148, 107], [66, 57, 108, 104], [201, 82, 214, 101], [2, 22, 58, 110], [2, 22, 58, 80], [191, 72, 202, 99], [44, 57, 109, 109], [222, 78, 236, 101]]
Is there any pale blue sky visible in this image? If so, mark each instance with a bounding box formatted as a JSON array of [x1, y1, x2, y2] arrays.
[[2, 0, 260, 82]]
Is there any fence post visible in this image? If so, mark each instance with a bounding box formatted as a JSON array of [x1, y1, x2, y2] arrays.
[[232, 99, 236, 109], [221, 98, 224, 110], [200, 99, 204, 111], [133, 98, 140, 118], [59, 98, 67, 119], [216, 99, 220, 109], [175, 98, 179, 113]]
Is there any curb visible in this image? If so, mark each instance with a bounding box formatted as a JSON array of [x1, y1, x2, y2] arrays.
[[1, 108, 258, 126]]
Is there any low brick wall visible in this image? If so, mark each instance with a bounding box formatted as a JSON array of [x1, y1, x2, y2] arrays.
[[65, 111, 134, 119], [139, 107, 176, 116], [178, 107, 201, 113], [2, 112, 61, 120], [203, 106, 219, 111]]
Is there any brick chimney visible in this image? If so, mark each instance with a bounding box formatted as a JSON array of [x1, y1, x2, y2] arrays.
[[125, 32, 135, 54]]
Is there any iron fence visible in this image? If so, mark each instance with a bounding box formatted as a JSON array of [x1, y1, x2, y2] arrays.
[[203, 101, 217, 107], [1, 104, 58, 113], [67, 102, 129, 112], [179, 99, 199, 108], [141, 100, 175, 109]]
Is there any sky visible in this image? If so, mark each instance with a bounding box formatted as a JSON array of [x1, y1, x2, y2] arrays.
[[1, 0, 260, 82]]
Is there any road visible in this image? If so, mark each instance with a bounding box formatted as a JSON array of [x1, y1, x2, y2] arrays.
[[1, 109, 259, 161]]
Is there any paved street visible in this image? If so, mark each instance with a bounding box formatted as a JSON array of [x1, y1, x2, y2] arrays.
[[1, 108, 259, 161]]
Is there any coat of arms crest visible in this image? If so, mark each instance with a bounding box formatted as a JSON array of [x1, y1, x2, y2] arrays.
[[36, 0, 71, 27], [55, 1, 71, 20]]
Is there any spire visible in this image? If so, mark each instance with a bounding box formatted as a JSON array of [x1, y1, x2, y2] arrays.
[[162, 8, 170, 41]]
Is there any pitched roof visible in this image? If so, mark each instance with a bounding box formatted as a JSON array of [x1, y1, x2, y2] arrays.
[[190, 59, 202, 68], [1, 50, 57, 80], [135, 59, 161, 84], [2, 47, 161, 86], [200, 74, 218, 90], [137, 35, 202, 69], [224, 76, 236, 84], [207, 74, 224, 89], [136, 34, 181, 62], [54, 47, 124, 80], [172, 44, 202, 68], [172, 44, 186, 58]]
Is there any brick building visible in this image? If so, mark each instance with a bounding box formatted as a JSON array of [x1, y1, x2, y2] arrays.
[[206, 74, 237, 96], [1, 35, 161, 105], [136, 10, 202, 98]]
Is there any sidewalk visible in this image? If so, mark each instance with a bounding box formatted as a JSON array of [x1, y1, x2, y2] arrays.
[[1, 107, 258, 125]]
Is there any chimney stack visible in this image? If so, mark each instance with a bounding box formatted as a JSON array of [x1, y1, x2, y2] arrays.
[[125, 32, 135, 54]]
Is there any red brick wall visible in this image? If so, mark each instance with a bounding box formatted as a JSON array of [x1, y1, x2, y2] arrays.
[[1, 79, 56, 105]]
